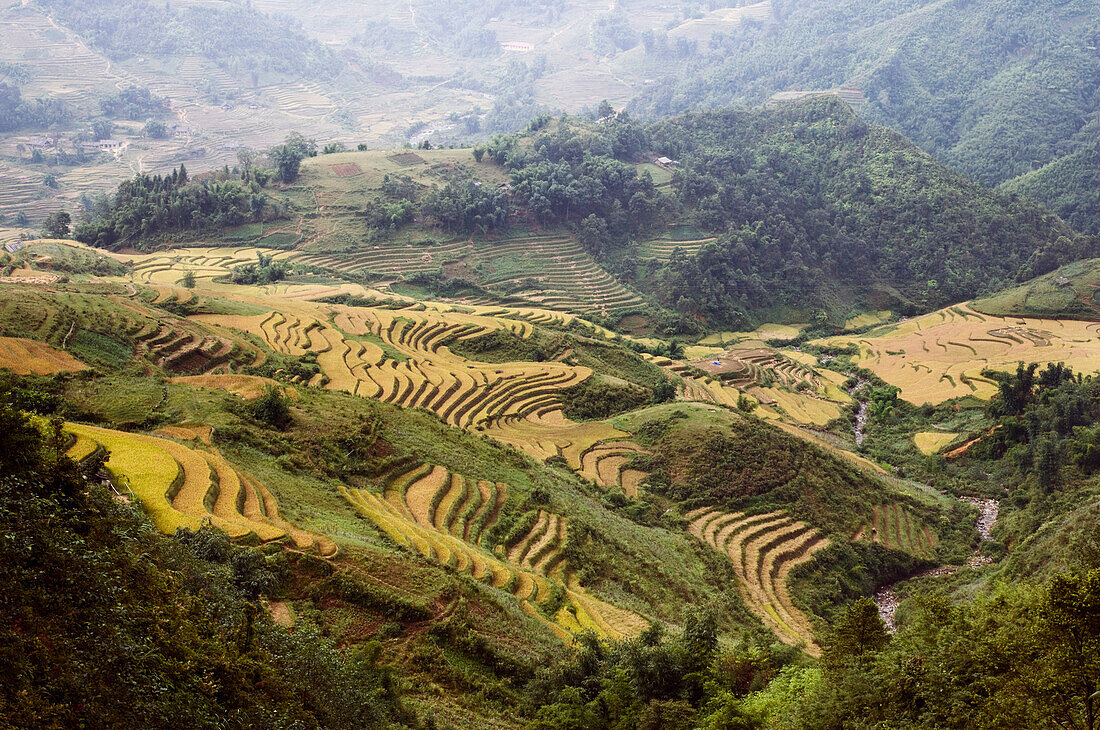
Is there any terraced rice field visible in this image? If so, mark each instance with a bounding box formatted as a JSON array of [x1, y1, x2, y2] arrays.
[[65, 423, 335, 555], [858, 504, 937, 558], [648, 350, 846, 427], [913, 432, 959, 455], [578, 440, 649, 497], [105, 245, 658, 507], [814, 304, 1100, 404], [698, 324, 807, 346], [636, 237, 716, 262], [0, 336, 88, 375], [342, 462, 645, 641], [294, 233, 646, 316], [192, 292, 635, 471], [687, 507, 828, 655]]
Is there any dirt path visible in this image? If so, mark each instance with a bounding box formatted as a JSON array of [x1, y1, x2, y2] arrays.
[[267, 599, 295, 628]]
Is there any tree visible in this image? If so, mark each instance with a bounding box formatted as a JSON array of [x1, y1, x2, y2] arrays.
[[251, 386, 292, 430], [236, 148, 256, 170], [143, 119, 168, 138], [181, 270, 196, 288], [271, 144, 304, 184], [825, 598, 889, 667], [91, 120, 113, 140], [1028, 570, 1100, 730], [42, 211, 71, 239]]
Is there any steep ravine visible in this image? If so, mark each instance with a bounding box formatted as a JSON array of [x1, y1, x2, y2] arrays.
[[874, 497, 1000, 631]]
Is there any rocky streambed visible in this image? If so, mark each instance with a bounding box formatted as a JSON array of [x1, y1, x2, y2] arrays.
[[874, 496, 1000, 631]]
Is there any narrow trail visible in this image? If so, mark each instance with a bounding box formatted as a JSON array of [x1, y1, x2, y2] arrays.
[[875, 496, 1000, 631]]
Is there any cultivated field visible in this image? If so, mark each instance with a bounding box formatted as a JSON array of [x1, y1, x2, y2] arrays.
[[814, 304, 1100, 404], [65, 422, 336, 555], [855, 503, 938, 558], [687, 506, 827, 656], [0, 336, 87, 375], [342, 461, 646, 641], [646, 343, 850, 427], [913, 431, 959, 455]]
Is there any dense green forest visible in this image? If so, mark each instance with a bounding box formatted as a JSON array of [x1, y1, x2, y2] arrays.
[[0, 81, 71, 132], [471, 101, 1088, 328], [73, 167, 274, 249], [644, 100, 1092, 327], [1001, 128, 1100, 234], [483, 114, 661, 248], [34, 0, 339, 78], [628, 0, 1100, 186]]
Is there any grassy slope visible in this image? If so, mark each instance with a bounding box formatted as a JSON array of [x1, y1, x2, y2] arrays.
[[971, 257, 1100, 319]]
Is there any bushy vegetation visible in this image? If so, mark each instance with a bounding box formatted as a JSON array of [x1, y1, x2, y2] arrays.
[[0, 389, 407, 729], [0, 81, 71, 132], [485, 116, 662, 251], [765, 576, 1100, 729], [422, 179, 513, 235], [230, 252, 289, 286], [73, 166, 273, 249], [528, 611, 783, 729], [98, 85, 169, 121]]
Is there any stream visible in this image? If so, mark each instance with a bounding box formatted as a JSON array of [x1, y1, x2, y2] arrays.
[[874, 497, 1000, 631], [847, 376, 870, 446]]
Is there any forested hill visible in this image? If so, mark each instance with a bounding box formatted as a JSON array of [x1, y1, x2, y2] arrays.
[[639, 100, 1090, 326], [33, 0, 338, 78], [1000, 131, 1100, 235], [627, 0, 1099, 224]]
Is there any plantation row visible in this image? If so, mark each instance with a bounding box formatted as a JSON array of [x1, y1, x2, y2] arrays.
[[687, 507, 829, 655], [65, 423, 336, 556], [0, 285, 259, 375], [636, 237, 715, 262], [200, 301, 596, 437], [865, 503, 938, 558], [342, 462, 644, 641], [119, 246, 657, 498], [578, 440, 649, 497]]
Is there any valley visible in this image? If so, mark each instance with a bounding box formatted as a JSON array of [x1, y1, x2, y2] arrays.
[[1, 1, 1099, 721]]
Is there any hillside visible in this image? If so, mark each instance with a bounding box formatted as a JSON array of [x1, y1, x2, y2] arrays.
[[0, 235, 987, 725], [971, 256, 1100, 319], [627, 0, 1100, 188], [223, 102, 1089, 329], [0, 0, 776, 236], [999, 130, 1100, 234], [2, 0, 1099, 247], [1, 218, 1100, 726]]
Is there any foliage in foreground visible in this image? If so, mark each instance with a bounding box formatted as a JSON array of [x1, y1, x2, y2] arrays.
[[762, 580, 1100, 730], [0, 391, 407, 729]]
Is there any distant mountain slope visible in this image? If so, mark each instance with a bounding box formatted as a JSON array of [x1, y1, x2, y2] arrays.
[[628, 0, 1100, 188], [34, 0, 339, 78], [632, 99, 1091, 327], [999, 130, 1100, 235]]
